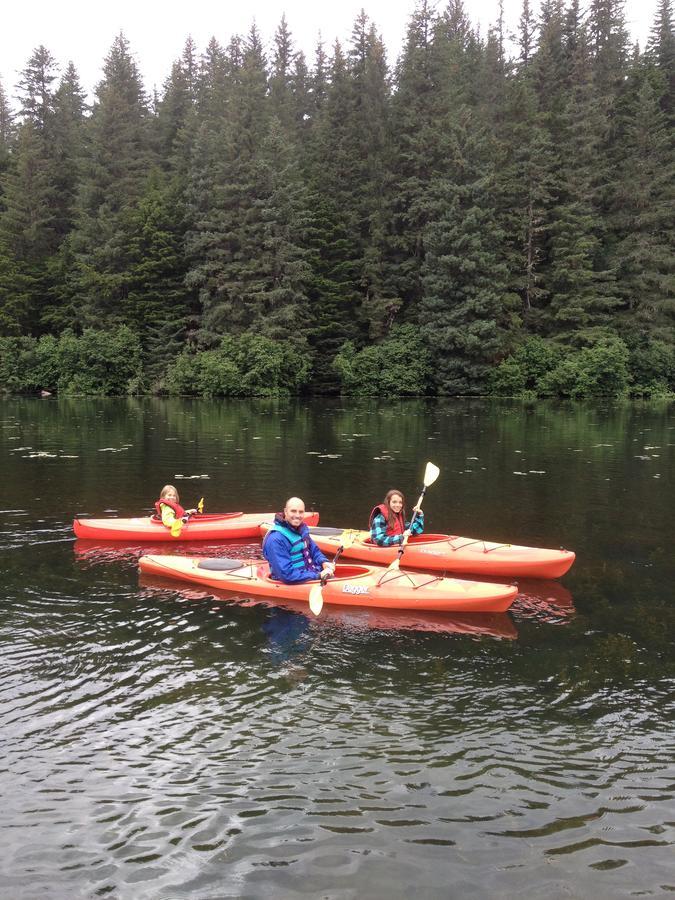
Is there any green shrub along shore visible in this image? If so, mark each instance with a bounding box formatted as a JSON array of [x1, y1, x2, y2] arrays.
[[0, 2, 673, 398], [1, 327, 673, 398]]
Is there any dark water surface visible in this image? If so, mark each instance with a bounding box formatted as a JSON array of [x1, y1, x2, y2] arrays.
[[1, 398, 673, 899]]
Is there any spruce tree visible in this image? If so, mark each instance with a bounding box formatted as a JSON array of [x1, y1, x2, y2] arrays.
[[16, 45, 58, 131], [609, 74, 674, 334], [495, 68, 556, 322], [270, 16, 296, 133], [0, 122, 56, 334], [546, 19, 619, 331], [124, 172, 195, 385], [156, 38, 202, 199], [385, 0, 440, 315], [646, 0, 675, 117], [51, 63, 86, 240], [0, 79, 14, 207], [186, 25, 271, 342], [419, 116, 510, 394], [71, 33, 154, 327]]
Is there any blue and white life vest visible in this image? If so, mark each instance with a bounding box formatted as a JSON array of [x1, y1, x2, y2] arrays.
[[263, 518, 314, 571]]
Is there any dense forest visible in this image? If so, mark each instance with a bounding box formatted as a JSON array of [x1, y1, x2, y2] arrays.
[[0, 0, 673, 397]]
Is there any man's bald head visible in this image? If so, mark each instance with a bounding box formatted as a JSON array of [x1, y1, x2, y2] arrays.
[[284, 497, 306, 528]]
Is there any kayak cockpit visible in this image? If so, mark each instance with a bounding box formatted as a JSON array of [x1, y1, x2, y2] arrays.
[[266, 564, 372, 584]]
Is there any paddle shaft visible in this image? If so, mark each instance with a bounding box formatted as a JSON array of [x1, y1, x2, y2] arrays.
[[308, 532, 358, 615], [320, 545, 344, 584], [396, 485, 427, 558]]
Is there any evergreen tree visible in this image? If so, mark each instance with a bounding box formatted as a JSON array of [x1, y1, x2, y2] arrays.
[[646, 0, 675, 117], [124, 172, 195, 384], [185, 25, 270, 341], [196, 36, 230, 123], [157, 46, 197, 169], [609, 74, 675, 333], [547, 24, 619, 330], [385, 0, 440, 315], [51, 63, 86, 239], [302, 38, 367, 370], [16, 45, 58, 131], [495, 67, 556, 321], [588, 0, 629, 97], [0, 79, 14, 207], [270, 15, 295, 133], [419, 116, 511, 393], [0, 122, 55, 334], [70, 33, 154, 326]]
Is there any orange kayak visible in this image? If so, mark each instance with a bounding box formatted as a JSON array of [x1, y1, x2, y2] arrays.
[[282, 527, 575, 580], [138, 555, 518, 613], [73, 511, 319, 542], [139, 572, 519, 639]]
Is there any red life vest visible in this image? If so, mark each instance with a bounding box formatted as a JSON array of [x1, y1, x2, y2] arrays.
[[369, 503, 405, 536], [154, 498, 185, 519]]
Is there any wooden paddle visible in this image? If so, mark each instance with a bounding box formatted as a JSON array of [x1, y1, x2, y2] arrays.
[[385, 461, 440, 572], [308, 529, 358, 616]]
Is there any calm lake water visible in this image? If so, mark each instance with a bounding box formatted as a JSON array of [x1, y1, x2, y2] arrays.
[[1, 397, 673, 899]]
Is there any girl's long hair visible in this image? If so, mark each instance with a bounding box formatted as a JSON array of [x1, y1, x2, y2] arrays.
[[383, 489, 405, 530]]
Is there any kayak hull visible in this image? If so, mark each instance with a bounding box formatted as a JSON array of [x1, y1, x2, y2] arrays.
[[73, 511, 319, 542], [294, 529, 575, 580], [138, 555, 518, 613], [140, 573, 519, 639]]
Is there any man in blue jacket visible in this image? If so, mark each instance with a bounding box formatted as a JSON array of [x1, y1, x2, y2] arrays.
[[263, 497, 334, 584]]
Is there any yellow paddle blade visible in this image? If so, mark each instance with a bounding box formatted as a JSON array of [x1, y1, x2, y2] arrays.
[[308, 583, 324, 616], [339, 529, 369, 546], [339, 529, 359, 550], [170, 518, 183, 538], [385, 556, 401, 572], [197, 497, 204, 513]]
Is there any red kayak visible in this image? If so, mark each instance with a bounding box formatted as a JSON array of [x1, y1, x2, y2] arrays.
[[138, 555, 518, 613], [73, 511, 319, 542], [282, 527, 576, 580]]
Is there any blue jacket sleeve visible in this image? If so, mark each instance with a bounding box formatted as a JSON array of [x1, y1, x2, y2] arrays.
[[262, 532, 323, 583]]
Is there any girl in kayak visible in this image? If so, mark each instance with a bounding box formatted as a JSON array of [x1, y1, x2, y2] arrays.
[[155, 484, 197, 530], [369, 489, 425, 547]]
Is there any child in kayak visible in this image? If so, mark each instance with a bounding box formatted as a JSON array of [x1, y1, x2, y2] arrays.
[[155, 484, 198, 530], [369, 489, 425, 546]]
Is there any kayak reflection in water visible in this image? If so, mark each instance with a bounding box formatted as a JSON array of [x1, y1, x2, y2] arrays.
[[154, 484, 197, 530], [369, 489, 425, 546], [262, 496, 335, 584]]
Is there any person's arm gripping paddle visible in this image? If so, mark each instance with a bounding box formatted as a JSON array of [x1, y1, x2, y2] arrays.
[[169, 498, 204, 538], [386, 462, 440, 572]]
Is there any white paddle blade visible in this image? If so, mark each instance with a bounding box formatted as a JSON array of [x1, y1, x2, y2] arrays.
[[385, 556, 401, 572], [308, 584, 324, 616], [423, 461, 440, 487]]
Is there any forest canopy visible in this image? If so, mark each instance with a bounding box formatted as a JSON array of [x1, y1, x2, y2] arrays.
[[0, 0, 673, 398]]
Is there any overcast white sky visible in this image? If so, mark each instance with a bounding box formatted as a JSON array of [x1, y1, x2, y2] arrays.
[[1, 0, 657, 104]]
